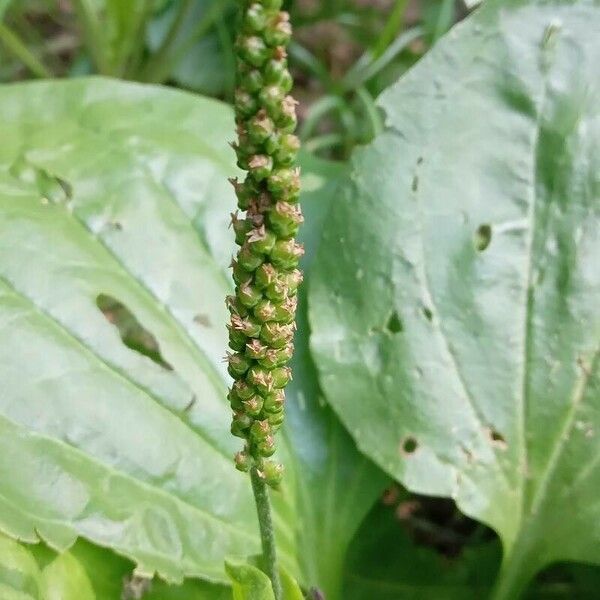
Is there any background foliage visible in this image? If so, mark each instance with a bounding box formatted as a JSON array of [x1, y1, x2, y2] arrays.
[[0, 1, 598, 599]]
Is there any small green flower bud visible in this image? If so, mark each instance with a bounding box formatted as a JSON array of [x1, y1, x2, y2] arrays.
[[267, 201, 303, 237], [254, 262, 278, 289], [231, 213, 253, 246], [238, 282, 263, 308], [246, 225, 277, 254], [274, 296, 298, 324], [237, 35, 269, 67], [227, 389, 245, 411], [226, 352, 252, 378], [227, 326, 247, 351], [258, 349, 279, 369], [238, 243, 264, 271], [259, 85, 285, 116], [264, 13, 292, 46], [285, 269, 303, 294], [264, 58, 287, 85], [234, 88, 258, 117], [274, 133, 300, 166], [259, 322, 294, 348], [230, 259, 253, 286], [248, 154, 273, 181], [244, 3, 267, 32], [242, 396, 264, 417], [231, 314, 262, 338], [226, 294, 249, 317], [245, 338, 269, 360], [229, 177, 254, 210], [263, 389, 285, 413], [268, 411, 285, 430], [231, 411, 253, 437], [233, 379, 256, 400], [250, 419, 272, 442], [248, 110, 275, 144], [258, 460, 284, 488], [248, 365, 275, 395], [258, 435, 276, 457], [272, 366, 292, 388], [265, 277, 287, 302], [275, 95, 298, 133], [270, 238, 304, 269], [234, 451, 252, 472], [254, 298, 277, 322], [241, 69, 264, 93], [275, 343, 293, 366]]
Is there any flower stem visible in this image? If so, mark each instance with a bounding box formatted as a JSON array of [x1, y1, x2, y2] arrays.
[[250, 466, 282, 600]]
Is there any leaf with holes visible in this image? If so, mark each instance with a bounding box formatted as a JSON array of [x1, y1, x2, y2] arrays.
[[0, 77, 384, 597], [309, 0, 600, 597]]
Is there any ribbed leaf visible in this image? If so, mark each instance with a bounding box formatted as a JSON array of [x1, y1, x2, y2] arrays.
[[309, 0, 600, 597], [0, 78, 383, 597]]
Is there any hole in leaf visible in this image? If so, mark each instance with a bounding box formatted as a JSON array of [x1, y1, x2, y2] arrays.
[[474, 224, 492, 251], [97, 294, 173, 370], [422, 307, 433, 321], [487, 427, 507, 449], [386, 311, 403, 334], [402, 436, 419, 454]]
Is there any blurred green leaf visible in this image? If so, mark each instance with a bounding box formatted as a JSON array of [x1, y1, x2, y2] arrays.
[[310, 0, 600, 598], [0, 535, 42, 600], [41, 553, 95, 600], [226, 561, 275, 600]]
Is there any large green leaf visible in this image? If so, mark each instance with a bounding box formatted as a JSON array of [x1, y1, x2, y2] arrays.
[[309, 0, 600, 597], [0, 77, 384, 597]]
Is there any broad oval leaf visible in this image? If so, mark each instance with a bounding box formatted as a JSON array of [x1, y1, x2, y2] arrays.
[[309, 0, 600, 596], [0, 77, 384, 597]]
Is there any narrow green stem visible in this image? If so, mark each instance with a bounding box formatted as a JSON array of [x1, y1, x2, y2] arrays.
[[250, 467, 282, 600], [0, 23, 52, 78], [72, 0, 110, 74]]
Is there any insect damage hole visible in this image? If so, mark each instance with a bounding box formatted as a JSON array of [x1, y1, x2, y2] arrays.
[[386, 310, 403, 334], [487, 427, 507, 450], [402, 436, 419, 454], [474, 224, 492, 251], [97, 294, 173, 371]]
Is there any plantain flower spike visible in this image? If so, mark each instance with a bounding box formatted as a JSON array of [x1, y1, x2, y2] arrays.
[[226, 0, 302, 489]]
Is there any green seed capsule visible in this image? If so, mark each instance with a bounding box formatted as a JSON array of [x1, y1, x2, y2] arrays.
[[231, 314, 262, 338], [248, 154, 273, 181], [254, 298, 277, 323], [258, 349, 279, 369], [254, 262, 277, 289], [227, 352, 252, 378], [259, 85, 285, 116], [227, 326, 247, 351], [259, 321, 293, 348], [274, 296, 297, 324], [272, 366, 292, 388], [275, 95, 298, 133], [270, 239, 304, 269], [238, 244, 264, 271], [264, 14, 292, 46], [264, 58, 287, 85], [263, 389, 285, 412], [248, 110, 275, 144], [265, 278, 287, 302], [258, 460, 284, 488], [238, 35, 269, 67], [238, 282, 263, 308], [232, 215, 253, 245], [233, 379, 256, 400], [234, 451, 252, 472], [247, 226, 277, 255], [250, 419, 271, 442], [274, 133, 300, 166], [258, 435, 276, 457], [231, 259, 253, 286], [241, 69, 264, 93], [266, 201, 303, 238], [268, 411, 285, 430], [248, 365, 275, 395], [245, 338, 269, 360], [234, 89, 258, 117], [226, 295, 249, 317], [242, 396, 264, 417], [227, 389, 245, 411], [244, 3, 267, 32]]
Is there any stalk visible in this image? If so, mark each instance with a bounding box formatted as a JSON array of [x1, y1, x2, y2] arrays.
[[250, 467, 282, 600], [0, 23, 51, 78], [225, 0, 301, 592]]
